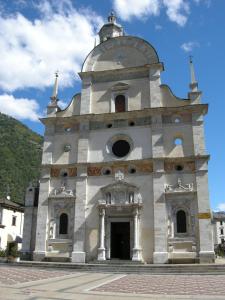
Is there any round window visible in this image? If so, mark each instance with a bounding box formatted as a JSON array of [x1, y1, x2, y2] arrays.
[[112, 140, 130, 158]]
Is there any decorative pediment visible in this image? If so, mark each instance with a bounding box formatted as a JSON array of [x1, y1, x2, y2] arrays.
[[111, 82, 129, 91], [100, 170, 142, 206], [164, 178, 194, 194]]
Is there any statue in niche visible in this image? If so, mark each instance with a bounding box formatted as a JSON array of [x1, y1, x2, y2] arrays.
[[106, 192, 111, 204], [49, 219, 56, 239], [129, 192, 134, 203]]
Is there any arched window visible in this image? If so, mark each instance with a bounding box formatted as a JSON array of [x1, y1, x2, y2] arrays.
[[176, 210, 187, 233], [59, 213, 68, 235], [115, 95, 126, 112]]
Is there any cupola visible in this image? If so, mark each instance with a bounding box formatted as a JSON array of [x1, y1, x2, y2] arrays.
[[98, 11, 124, 43]]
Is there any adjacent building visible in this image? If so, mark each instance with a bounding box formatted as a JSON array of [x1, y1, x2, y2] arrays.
[[24, 13, 215, 264], [0, 198, 24, 250], [212, 211, 225, 245]]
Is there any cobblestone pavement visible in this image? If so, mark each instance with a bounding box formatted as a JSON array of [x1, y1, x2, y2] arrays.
[[94, 274, 225, 296], [0, 265, 225, 300], [0, 265, 73, 285]]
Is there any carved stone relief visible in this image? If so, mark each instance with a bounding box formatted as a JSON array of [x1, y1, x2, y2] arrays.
[[164, 178, 194, 193], [51, 167, 77, 178], [68, 167, 77, 177], [87, 167, 102, 176], [164, 161, 195, 172], [51, 168, 60, 177]]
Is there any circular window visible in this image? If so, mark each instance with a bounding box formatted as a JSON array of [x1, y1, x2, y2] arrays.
[[128, 167, 136, 174], [112, 140, 130, 158], [174, 138, 183, 146], [65, 127, 71, 132], [175, 165, 183, 171], [106, 134, 133, 159], [102, 168, 111, 175], [174, 117, 181, 123], [129, 121, 135, 126]]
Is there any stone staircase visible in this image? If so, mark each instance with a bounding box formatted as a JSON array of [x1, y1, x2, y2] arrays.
[[10, 260, 225, 274]]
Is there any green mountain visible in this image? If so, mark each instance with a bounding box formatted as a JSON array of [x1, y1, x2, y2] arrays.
[[0, 113, 43, 204]]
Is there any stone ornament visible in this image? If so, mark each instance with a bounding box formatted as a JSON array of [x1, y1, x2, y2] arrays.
[[50, 185, 75, 197], [115, 169, 124, 181], [164, 178, 194, 193], [51, 168, 60, 177], [87, 167, 102, 176], [68, 167, 77, 177], [64, 144, 71, 152], [137, 163, 153, 173]]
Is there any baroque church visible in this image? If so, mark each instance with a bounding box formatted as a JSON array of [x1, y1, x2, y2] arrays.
[[22, 13, 215, 264]]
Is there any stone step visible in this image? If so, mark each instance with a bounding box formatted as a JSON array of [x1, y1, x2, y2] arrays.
[[43, 257, 70, 263], [9, 261, 225, 274]]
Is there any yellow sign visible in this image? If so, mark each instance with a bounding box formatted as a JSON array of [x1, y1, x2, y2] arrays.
[[198, 212, 211, 219]]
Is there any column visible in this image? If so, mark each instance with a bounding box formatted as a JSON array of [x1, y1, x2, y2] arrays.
[[98, 208, 106, 260], [132, 207, 142, 261]]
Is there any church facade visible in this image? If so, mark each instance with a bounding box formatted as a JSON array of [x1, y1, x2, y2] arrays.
[[24, 13, 215, 264]]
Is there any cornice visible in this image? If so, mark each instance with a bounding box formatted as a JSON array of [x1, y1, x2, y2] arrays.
[[40, 104, 208, 125]]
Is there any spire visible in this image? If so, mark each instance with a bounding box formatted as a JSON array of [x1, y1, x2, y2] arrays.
[[50, 71, 59, 104], [189, 56, 198, 92]]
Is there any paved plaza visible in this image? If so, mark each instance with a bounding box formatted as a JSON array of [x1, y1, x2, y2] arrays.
[[1, 265, 225, 300]]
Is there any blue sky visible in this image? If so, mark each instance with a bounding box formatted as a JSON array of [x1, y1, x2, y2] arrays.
[[0, 0, 224, 211]]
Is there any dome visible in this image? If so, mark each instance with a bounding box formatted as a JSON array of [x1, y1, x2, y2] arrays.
[[82, 35, 159, 73]]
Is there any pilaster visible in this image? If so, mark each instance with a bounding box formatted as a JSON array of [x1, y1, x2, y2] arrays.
[[71, 121, 89, 262], [149, 67, 162, 108], [195, 159, 215, 263], [33, 178, 50, 261], [42, 124, 55, 165], [80, 76, 92, 115], [71, 166, 87, 263], [152, 115, 168, 263], [192, 113, 206, 156]]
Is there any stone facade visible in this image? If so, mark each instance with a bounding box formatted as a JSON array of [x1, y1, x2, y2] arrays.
[[27, 14, 215, 263]]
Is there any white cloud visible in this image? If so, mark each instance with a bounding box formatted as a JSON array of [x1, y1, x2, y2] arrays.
[[58, 100, 69, 109], [217, 203, 225, 212], [0, 94, 41, 121], [113, 0, 208, 26], [155, 24, 163, 30], [0, 0, 103, 92], [113, 0, 160, 21], [181, 41, 199, 52], [163, 0, 190, 26]]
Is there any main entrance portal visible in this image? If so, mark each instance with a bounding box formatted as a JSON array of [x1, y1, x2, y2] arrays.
[[110, 222, 130, 259]]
